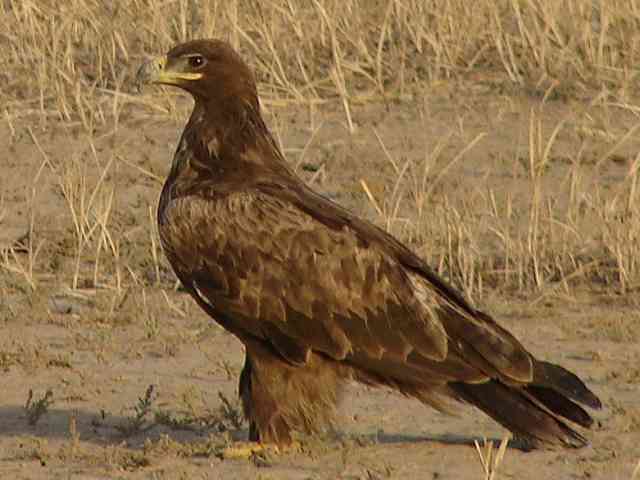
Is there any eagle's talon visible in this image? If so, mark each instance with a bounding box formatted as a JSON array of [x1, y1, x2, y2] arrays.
[[218, 441, 301, 460], [218, 441, 263, 460]]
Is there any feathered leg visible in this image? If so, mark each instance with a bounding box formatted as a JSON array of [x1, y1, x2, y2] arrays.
[[239, 338, 344, 445]]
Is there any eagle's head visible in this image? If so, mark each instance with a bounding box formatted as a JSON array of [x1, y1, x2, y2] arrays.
[[136, 39, 258, 108]]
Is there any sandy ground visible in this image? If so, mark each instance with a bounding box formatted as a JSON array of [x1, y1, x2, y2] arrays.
[[1, 78, 639, 479]]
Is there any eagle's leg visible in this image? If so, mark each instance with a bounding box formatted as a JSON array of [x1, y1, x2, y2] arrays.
[[238, 354, 265, 443], [218, 348, 308, 459], [235, 339, 344, 450]]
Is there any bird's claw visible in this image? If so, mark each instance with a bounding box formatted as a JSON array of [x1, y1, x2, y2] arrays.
[[217, 441, 301, 460]]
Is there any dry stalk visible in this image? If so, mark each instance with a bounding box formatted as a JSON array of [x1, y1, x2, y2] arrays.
[[474, 435, 510, 480]]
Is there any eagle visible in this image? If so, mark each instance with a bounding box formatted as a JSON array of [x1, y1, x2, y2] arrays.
[[136, 39, 601, 452]]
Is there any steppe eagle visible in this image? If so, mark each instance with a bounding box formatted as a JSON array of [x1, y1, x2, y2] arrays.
[[136, 39, 601, 451]]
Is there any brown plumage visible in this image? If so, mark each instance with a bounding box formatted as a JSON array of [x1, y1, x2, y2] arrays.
[[136, 39, 601, 449]]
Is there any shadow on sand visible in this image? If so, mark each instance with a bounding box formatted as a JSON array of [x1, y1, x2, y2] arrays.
[[0, 404, 531, 452], [0, 405, 244, 448], [372, 431, 532, 451]]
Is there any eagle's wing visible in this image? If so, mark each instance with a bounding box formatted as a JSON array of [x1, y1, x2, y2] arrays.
[[160, 182, 536, 389]]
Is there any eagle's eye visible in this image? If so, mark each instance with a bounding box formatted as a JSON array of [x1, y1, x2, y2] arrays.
[[188, 55, 206, 69]]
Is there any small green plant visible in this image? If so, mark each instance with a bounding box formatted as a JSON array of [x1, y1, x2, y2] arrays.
[[155, 390, 244, 434], [154, 410, 199, 431], [115, 384, 157, 436], [24, 389, 54, 426], [218, 391, 244, 430]]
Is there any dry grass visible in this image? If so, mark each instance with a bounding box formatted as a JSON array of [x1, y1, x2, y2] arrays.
[[474, 435, 510, 480], [2, 0, 640, 301], [3, 1, 640, 121], [1, 1, 640, 478]]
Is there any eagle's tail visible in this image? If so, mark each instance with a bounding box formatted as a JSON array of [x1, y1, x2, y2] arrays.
[[449, 361, 601, 448]]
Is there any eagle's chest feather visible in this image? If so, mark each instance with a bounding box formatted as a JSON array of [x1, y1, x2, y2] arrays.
[[158, 190, 257, 276]]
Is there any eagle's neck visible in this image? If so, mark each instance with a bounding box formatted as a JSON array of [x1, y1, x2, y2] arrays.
[[161, 98, 297, 209]]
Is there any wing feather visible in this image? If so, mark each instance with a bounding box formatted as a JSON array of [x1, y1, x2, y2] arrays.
[[160, 186, 533, 386]]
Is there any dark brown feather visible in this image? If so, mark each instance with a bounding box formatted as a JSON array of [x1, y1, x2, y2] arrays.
[[449, 381, 589, 448], [141, 39, 602, 448]]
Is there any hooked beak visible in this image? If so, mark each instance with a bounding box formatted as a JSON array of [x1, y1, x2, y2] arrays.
[[136, 55, 202, 92]]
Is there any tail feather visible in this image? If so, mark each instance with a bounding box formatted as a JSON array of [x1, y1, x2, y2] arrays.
[[524, 385, 593, 428], [533, 361, 602, 409], [449, 380, 590, 448]]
